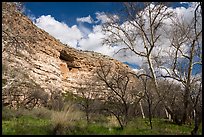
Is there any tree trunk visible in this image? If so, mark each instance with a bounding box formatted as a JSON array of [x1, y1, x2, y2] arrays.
[[86, 112, 90, 125], [139, 100, 145, 119], [115, 115, 124, 130], [182, 87, 190, 124], [191, 109, 202, 135], [164, 108, 172, 121], [147, 98, 153, 129]]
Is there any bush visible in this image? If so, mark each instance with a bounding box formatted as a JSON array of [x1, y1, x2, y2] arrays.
[[2, 107, 16, 120], [15, 107, 31, 117], [29, 107, 52, 119], [50, 103, 83, 135], [2, 107, 31, 120], [2, 106, 52, 120]]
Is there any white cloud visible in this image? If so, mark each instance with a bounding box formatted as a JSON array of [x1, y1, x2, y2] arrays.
[[95, 12, 119, 23], [180, 2, 190, 5], [95, 12, 108, 23], [34, 15, 82, 48], [77, 27, 145, 67], [78, 25, 111, 54], [76, 15, 93, 24], [78, 23, 92, 37]]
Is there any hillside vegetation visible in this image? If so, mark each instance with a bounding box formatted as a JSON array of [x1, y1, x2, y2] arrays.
[[2, 106, 202, 135]]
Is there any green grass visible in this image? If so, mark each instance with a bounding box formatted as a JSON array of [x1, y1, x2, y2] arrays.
[[63, 117, 202, 135], [2, 109, 202, 135], [2, 116, 52, 135], [121, 118, 202, 135]]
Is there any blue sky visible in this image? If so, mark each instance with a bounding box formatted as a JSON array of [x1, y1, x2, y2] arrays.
[[25, 2, 123, 27], [23, 2, 201, 75], [24, 2, 187, 27]]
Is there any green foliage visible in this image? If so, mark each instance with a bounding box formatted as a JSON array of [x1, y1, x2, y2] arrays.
[[2, 106, 52, 120], [28, 107, 52, 119], [62, 91, 83, 103], [2, 116, 51, 135], [2, 107, 202, 135]]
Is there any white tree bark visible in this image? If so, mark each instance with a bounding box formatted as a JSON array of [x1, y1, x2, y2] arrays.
[[139, 100, 145, 119], [164, 108, 172, 121]]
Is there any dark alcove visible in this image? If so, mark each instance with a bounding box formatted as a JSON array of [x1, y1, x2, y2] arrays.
[[59, 50, 75, 62]]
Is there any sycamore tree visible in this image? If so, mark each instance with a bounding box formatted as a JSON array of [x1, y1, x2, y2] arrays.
[[160, 2, 202, 124], [101, 2, 202, 125], [102, 2, 174, 123]]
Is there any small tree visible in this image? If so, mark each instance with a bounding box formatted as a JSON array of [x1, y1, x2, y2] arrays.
[[48, 88, 65, 111], [139, 75, 153, 129], [96, 60, 140, 129], [76, 82, 101, 125]]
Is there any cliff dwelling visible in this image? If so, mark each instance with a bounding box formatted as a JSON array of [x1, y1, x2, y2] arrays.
[[59, 50, 81, 79]]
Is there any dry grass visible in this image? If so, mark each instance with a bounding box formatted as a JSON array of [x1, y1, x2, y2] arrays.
[[107, 115, 119, 127], [51, 102, 83, 135]]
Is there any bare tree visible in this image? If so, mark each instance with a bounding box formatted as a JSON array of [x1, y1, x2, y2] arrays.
[[135, 72, 172, 129], [190, 79, 202, 135], [102, 2, 175, 122], [161, 2, 202, 124], [102, 2, 202, 126], [96, 60, 140, 129], [48, 89, 64, 111], [76, 81, 101, 125], [139, 76, 153, 129], [103, 2, 173, 93]]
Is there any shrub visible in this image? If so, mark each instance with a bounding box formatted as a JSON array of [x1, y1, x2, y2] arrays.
[[2, 106, 31, 119], [50, 103, 83, 135], [15, 107, 31, 117], [2, 106, 52, 120], [2, 107, 16, 120], [29, 107, 52, 119]]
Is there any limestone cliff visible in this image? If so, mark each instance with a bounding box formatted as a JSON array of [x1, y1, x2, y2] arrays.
[[2, 2, 139, 108]]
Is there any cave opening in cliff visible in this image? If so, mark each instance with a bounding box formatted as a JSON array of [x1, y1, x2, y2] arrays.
[[59, 50, 75, 62], [59, 50, 81, 71]]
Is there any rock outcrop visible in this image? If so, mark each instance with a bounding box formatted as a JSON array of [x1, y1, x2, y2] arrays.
[[2, 2, 139, 108]]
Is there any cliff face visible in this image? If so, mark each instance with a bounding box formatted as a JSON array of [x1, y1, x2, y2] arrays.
[[2, 3, 139, 108]]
